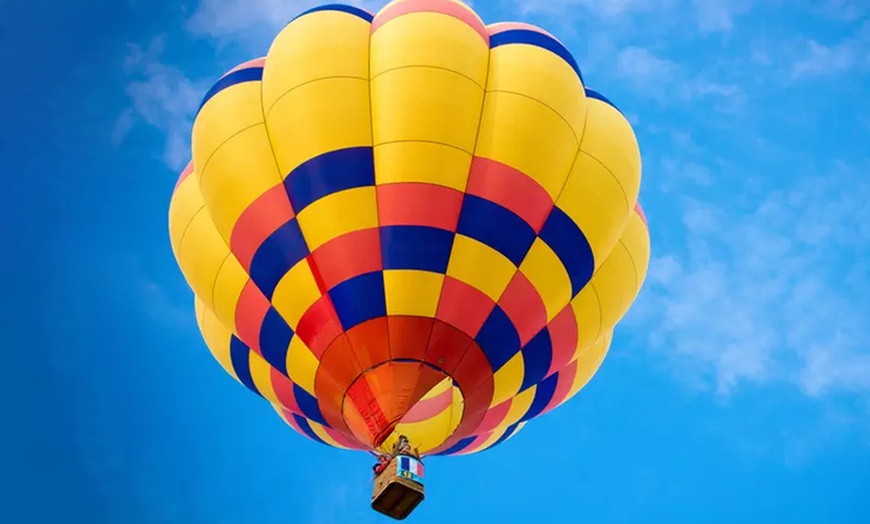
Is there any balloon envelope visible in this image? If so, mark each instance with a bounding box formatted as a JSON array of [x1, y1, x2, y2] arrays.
[[169, 0, 650, 458]]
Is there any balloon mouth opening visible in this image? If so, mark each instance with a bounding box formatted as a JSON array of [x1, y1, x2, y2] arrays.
[[340, 362, 464, 454]]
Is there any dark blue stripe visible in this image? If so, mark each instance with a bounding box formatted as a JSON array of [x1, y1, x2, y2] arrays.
[[292, 414, 328, 444], [519, 329, 552, 392], [197, 67, 264, 115], [521, 373, 559, 422], [291, 3, 374, 23], [258, 308, 293, 375], [294, 384, 328, 426], [585, 88, 623, 114], [380, 225, 455, 273], [433, 436, 477, 456], [284, 147, 375, 213], [229, 336, 262, 397], [457, 195, 536, 266], [538, 206, 595, 297], [490, 29, 583, 83], [475, 305, 521, 372], [491, 422, 521, 448], [249, 218, 310, 299], [329, 271, 386, 330]]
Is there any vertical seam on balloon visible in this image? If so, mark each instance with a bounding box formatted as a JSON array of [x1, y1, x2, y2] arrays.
[[578, 149, 630, 211], [460, 80, 586, 404], [263, 75, 369, 119], [208, 253, 234, 323], [486, 86, 593, 398], [257, 54, 357, 441], [176, 204, 206, 250], [195, 122, 262, 176], [179, 166, 304, 416], [336, 24, 388, 450], [425, 42, 493, 453], [618, 239, 640, 297]]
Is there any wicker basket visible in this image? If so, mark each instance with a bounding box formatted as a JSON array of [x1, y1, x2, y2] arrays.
[[371, 455, 425, 520]]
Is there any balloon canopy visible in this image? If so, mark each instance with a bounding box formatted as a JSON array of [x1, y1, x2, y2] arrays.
[[169, 0, 650, 459]]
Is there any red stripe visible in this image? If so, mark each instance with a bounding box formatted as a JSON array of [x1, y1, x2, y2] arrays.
[[497, 272, 548, 346], [294, 294, 342, 359], [487, 21, 561, 43], [377, 182, 463, 231], [476, 399, 511, 433], [402, 385, 454, 424], [546, 305, 579, 376], [271, 367, 301, 414], [221, 57, 266, 78], [466, 157, 553, 232], [310, 228, 382, 290], [635, 202, 647, 227], [174, 161, 195, 190], [234, 280, 270, 355], [542, 360, 577, 415], [230, 184, 295, 271], [372, 0, 489, 45], [435, 276, 496, 338]]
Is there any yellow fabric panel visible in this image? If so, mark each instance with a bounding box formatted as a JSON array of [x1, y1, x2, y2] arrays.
[[370, 12, 489, 87], [474, 91, 577, 199], [284, 336, 318, 396], [197, 124, 283, 242], [175, 207, 229, 312], [266, 78, 373, 177], [371, 66, 484, 153], [192, 82, 264, 176], [519, 238, 572, 322], [168, 173, 204, 259], [486, 44, 586, 139], [569, 285, 603, 360], [383, 270, 445, 317], [593, 241, 640, 333], [262, 10, 371, 112], [621, 210, 652, 288], [271, 260, 321, 329], [390, 403, 457, 454], [373, 142, 472, 190], [557, 151, 632, 270], [491, 352, 524, 406], [499, 386, 536, 428], [566, 333, 612, 400], [446, 234, 515, 301], [370, 12, 487, 194], [210, 257, 249, 334], [295, 186, 378, 251], [195, 296, 238, 382], [249, 352, 280, 404], [579, 97, 642, 208]]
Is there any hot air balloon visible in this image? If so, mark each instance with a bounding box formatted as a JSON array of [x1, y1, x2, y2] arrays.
[[168, 0, 649, 519]]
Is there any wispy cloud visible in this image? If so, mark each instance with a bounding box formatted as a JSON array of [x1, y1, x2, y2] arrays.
[[186, 0, 387, 41], [615, 46, 745, 108], [117, 37, 206, 170], [511, 0, 749, 34], [627, 160, 870, 399]]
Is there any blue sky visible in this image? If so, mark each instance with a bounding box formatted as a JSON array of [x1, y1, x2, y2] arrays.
[[2, 0, 869, 522]]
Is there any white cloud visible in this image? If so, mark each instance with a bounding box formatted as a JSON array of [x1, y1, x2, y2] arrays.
[[187, 0, 388, 41], [789, 21, 870, 78], [691, 0, 752, 34], [615, 46, 745, 107], [118, 37, 206, 170], [512, 0, 746, 34], [627, 160, 870, 399]]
